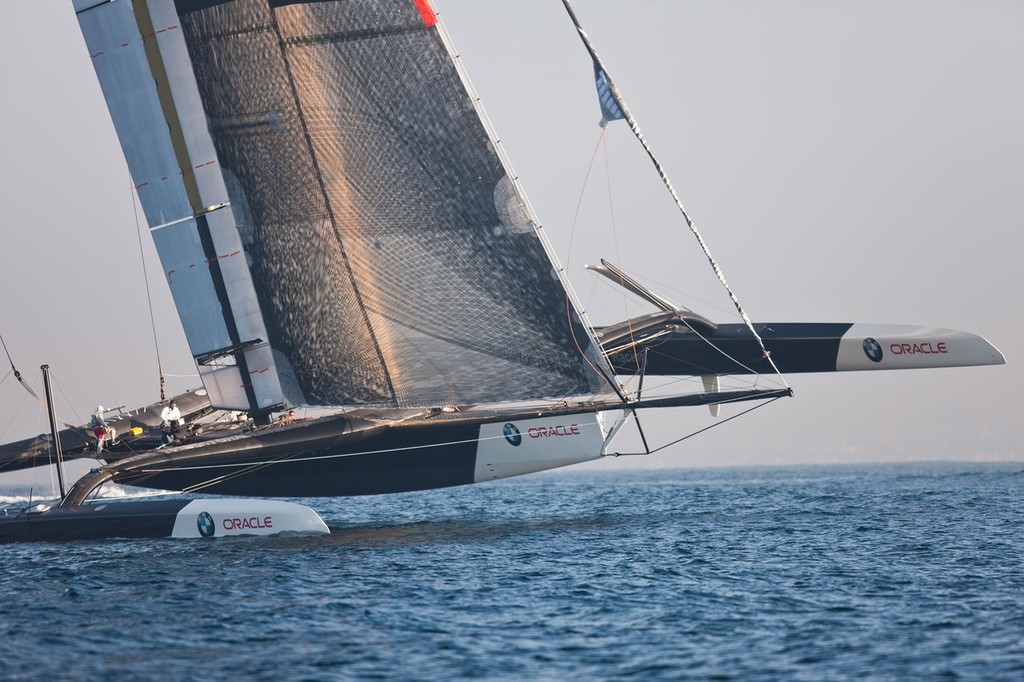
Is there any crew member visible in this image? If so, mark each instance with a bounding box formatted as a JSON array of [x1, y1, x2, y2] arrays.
[[160, 400, 184, 444], [91, 405, 116, 454]]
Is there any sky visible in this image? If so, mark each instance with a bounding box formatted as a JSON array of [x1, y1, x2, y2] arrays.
[[0, 0, 1020, 477]]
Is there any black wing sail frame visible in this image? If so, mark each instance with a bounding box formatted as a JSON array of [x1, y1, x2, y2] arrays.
[[75, 0, 613, 413]]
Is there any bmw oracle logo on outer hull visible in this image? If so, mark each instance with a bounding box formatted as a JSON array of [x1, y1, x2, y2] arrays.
[[863, 337, 884, 363], [503, 423, 522, 446], [197, 511, 216, 537]]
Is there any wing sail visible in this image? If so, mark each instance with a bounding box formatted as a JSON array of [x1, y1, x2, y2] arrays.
[[76, 0, 610, 411]]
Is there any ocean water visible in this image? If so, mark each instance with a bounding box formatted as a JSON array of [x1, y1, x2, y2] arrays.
[[1, 461, 1021, 680]]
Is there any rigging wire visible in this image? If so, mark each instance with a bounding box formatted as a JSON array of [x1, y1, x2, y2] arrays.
[[0, 385, 31, 447], [560, 129, 627, 397], [1, 332, 45, 407], [560, 0, 789, 391], [130, 181, 166, 401], [558, 127, 648, 401], [599, 128, 643, 374], [52, 374, 87, 432], [608, 396, 786, 456], [596, 131, 649, 446]]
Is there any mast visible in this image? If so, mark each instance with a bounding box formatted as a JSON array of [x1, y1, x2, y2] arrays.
[[40, 364, 67, 500]]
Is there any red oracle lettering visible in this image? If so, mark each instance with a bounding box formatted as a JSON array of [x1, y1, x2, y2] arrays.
[[222, 516, 274, 530], [889, 342, 948, 356], [527, 424, 581, 439]]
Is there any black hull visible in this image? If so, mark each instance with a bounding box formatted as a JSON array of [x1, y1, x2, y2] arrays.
[[0, 496, 330, 543], [119, 420, 482, 497], [59, 392, 786, 505], [0, 499, 190, 543], [605, 322, 854, 376]]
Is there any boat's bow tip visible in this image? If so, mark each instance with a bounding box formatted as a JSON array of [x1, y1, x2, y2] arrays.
[[836, 324, 1008, 372]]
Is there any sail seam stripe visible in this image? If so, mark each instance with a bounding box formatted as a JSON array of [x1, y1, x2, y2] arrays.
[[283, 24, 427, 47], [185, 22, 428, 46]]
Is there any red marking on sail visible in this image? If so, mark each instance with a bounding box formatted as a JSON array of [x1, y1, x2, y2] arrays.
[[181, 160, 216, 176], [413, 0, 436, 27], [143, 25, 179, 42], [205, 251, 240, 265]]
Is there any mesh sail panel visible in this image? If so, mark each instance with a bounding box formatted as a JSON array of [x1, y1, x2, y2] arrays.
[[168, 0, 604, 407]]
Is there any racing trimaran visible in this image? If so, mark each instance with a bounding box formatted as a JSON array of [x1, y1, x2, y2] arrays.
[[0, 0, 1004, 541]]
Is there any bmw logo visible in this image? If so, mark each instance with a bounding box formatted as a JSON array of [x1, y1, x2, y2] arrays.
[[503, 423, 522, 446], [863, 337, 883, 363], [197, 511, 216, 537]]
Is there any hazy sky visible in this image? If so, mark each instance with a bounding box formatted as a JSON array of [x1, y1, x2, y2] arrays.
[[0, 0, 1020, 475]]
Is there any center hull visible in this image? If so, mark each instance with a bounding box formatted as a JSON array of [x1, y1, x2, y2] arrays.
[[103, 412, 609, 498]]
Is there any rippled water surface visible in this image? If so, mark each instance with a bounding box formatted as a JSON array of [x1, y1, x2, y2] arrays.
[[2, 462, 1022, 680]]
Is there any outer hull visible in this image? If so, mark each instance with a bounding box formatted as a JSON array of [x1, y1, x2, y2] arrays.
[[0, 499, 192, 543], [605, 322, 1005, 376], [0, 499, 328, 543]]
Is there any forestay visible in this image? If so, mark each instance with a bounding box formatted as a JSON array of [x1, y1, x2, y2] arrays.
[[76, 0, 610, 412]]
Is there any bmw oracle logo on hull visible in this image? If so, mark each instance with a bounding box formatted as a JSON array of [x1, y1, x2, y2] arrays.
[[503, 423, 522, 446], [197, 511, 216, 537], [863, 337, 884, 363]]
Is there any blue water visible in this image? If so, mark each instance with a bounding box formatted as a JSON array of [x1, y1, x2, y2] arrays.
[[2, 462, 1022, 680]]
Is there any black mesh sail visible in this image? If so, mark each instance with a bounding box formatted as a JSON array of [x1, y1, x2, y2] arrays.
[[90, 0, 606, 408]]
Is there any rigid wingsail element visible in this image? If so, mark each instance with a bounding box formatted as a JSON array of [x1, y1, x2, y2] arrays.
[[76, 0, 612, 414]]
